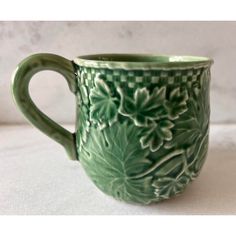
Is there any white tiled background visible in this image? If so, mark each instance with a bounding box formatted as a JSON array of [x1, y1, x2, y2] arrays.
[[1, 21, 236, 124]]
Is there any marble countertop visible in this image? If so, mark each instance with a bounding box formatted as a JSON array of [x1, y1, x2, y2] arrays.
[[0, 124, 235, 215]]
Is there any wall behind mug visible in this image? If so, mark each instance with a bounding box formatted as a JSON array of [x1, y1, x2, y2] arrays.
[[0, 21, 235, 124]]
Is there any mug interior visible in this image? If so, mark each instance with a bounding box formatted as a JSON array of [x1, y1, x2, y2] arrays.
[[78, 54, 209, 63], [75, 54, 213, 69]]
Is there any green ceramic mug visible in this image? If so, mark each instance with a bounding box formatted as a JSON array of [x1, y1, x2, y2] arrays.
[[12, 53, 213, 204]]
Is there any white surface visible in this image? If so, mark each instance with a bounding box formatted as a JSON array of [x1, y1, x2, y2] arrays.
[[1, 22, 236, 124], [0, 124, 236, 215]]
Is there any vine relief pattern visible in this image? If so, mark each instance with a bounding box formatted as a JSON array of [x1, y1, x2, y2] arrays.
[[76, 66, 210, 204]]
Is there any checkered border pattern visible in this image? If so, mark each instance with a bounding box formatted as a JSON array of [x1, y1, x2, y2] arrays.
[[77, 66, 204, 90]]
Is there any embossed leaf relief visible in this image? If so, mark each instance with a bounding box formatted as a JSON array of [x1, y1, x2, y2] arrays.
[[164, 87, 188, 120], [80, 85, 90, 105], [88, 77, 191, 152], [77, 105, 90, 150], [90, 78, 119, 126], [77, 85, 90, 149], [80, 121, 188, 203], [117, 85, 189, 151], [165, 70, 210, 174], [140, 120, 174, 152], [152, 175, 190, 199], [80, 122, 157, 204], [78, 70, 210, 203], [117, 86, 167, 126]]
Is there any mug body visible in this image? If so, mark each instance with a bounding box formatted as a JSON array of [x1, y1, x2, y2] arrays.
[[74, 54, 212, 204]]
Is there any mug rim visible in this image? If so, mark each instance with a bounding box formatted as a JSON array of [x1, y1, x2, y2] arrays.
[[74, 53, 213, 70]]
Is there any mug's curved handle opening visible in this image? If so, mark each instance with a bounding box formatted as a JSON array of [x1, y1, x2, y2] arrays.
[[11, 53, 78, 161]]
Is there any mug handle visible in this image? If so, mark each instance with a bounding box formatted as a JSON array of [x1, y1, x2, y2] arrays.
[[11, 53, 78, 161]]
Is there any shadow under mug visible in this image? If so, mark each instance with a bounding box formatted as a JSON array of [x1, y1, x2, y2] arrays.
[[12, 53, 213, 204]]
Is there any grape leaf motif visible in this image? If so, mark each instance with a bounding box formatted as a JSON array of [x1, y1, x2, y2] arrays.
[[79, 122, 157, 204], [117, 85, 189, 152], [76, 64, 211, 204], [140, 120, 174, 152], [152, 175, 191, 199], [165, 69, 210, 174], [90, 77, 119, 126], [164, 87, 189, 120], [117, 86, 167, 127]]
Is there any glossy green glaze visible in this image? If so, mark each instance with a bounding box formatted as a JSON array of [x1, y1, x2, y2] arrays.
[[12, 54, 78, 160], [12, 53, 213, 204]]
